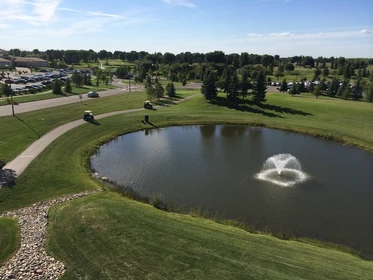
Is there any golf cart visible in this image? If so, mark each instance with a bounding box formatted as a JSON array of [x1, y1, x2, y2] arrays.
[[144, 101, 153, 109], [83, 110, 94, 121]]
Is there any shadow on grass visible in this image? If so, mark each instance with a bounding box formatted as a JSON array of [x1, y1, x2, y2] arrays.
[[0, 169, 16, 188], [210, 97, 281, 118], [259, 103, 313, 116], [14, 116, 40, 138], [210, 97, 313, 118]]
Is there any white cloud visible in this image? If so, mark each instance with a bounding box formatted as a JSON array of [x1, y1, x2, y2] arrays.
[[248, 33, 263, 37], [87, 12, 124, 19], [269, 32, 293, 37], [360, 29, 372, 34], [162, 0, 196, 8]]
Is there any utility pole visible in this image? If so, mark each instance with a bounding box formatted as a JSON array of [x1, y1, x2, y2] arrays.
[[10, 89, 15, 116]]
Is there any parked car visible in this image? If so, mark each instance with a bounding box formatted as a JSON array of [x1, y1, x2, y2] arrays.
[[87, 91, 99, 98]]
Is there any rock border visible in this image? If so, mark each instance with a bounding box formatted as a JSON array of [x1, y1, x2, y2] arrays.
[[0, 189, 101, 280]]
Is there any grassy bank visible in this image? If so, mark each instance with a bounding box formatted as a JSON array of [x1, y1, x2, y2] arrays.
[[0, 89, 372, 277], [0, 91, 372, 212], [0, 217, 20, 265], [46, 192, 373, 280]]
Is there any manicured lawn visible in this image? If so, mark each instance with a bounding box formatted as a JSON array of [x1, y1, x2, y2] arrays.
[[0, 84, 116, 106], [46, 192, 373, 280], [0, 92, 372, 212], [0, 88, 372, 279], [0, 217, 20, 265], [0, 89, 199, 163]]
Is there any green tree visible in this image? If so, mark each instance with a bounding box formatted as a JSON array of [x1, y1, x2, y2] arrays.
[[52, 78, 62, 95], [313, 67, 321, 81], [285, 63, 295, 72], [1, 83, 12, 101], [279, 79, 288, 92], [313, 82, 323, 98], [353, 78, 363, 100], [327, 78, 339, 97], [251, 71, 267, 104], [95, 68, 103, 87], [64, 78, 72, 93], [227, 70, 240, 105], [166, 82, 176, 97], [71, 72, 82, 87], [342, 85, 351, 100], [364, 83, 373, 102], [337, 79, 349, 97], [289, 82, 299, 96], [115, 65, 129, 79], [146, 83, 155, 101], [154, 81, 164, 101], [240, 69, 250, 100], [323, 67, 329, 77], [201, 70, 217, 100]]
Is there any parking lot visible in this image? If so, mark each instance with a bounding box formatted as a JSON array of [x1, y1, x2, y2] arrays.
[[0, 69, 75, 95]]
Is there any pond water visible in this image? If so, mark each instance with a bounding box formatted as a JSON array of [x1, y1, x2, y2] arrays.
[[91, 125, 373, 257]]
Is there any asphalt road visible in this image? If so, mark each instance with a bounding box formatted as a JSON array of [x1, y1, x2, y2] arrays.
[[0, 79, 143, 117]]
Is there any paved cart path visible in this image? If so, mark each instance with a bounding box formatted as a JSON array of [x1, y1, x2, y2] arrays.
[[3, 93, 198, 178]]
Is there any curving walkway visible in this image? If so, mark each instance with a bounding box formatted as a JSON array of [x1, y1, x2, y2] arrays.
[[0, 93, 198, 279], [4, 94, 198, 177]]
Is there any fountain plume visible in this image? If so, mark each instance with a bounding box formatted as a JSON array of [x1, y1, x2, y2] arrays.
[[255, 154, 308, 187]]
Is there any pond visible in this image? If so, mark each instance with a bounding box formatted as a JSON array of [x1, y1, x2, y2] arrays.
[[91, 125, 373, 257]]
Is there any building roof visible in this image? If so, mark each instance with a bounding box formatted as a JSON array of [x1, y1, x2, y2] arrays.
[[12, 56, 47, 62], [0, 57, 10, 62]]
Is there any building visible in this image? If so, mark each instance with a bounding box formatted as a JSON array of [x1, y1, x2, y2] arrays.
[[0, 49, 9, 57], [11, 57, 49, 68], [0, 57, 11, 68]]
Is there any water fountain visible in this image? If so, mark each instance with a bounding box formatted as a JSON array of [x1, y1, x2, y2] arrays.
[[255, 153, 308, 187]]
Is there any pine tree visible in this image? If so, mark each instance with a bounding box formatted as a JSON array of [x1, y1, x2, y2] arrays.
[[279, 79, 288, 92], [146, 83, 155, 101], [52, 78, 62, 95], [155, 81, 164, 101], [364, 83, 373, 103], [166, 82, 176, 97], [289, 81, 298, 96], [252, 71, 267, 104], [240, 69, 250, 100], [342, 85, 351, 100], [313, 82, 322, 98], [201, 70, 217, 100], [327, 78, 339, 97], [64, 78, 72, 93], [227, 70, 240, 105]]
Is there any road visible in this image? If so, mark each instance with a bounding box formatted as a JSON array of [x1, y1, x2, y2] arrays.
[[0, 79, 143, 117], [2, 93, 198, 179]]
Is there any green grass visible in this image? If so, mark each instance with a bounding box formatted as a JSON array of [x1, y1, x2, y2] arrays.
[[69, 59, 134, 70], [46, 192, 373, 280], [0, 91, 372, 212], [0, 89, 198, 163], [0, 217, 20, 265], [0, 88, 373, 278], [0, 84, 116, 106]]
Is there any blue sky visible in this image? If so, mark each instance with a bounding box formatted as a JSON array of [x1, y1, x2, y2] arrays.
[[1, 0, 372, 58]]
